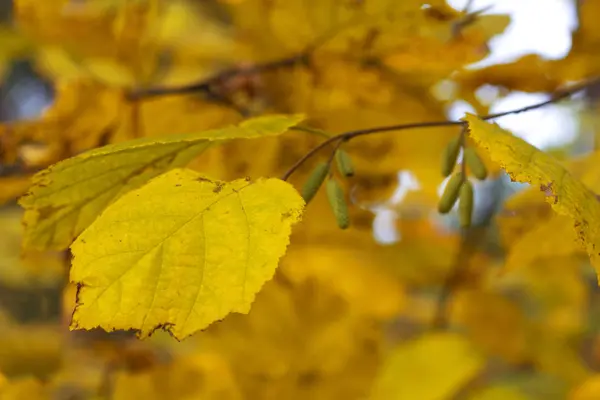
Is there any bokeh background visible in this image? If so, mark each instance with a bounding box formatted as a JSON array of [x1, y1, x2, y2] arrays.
[[2, 0, 600, 399]]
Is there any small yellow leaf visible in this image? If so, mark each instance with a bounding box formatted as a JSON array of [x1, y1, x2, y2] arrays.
[[369, 333, 485, 400], [19, 114, 304, 251], [69, 168, 304, 340], [465, 115, 600, 281]]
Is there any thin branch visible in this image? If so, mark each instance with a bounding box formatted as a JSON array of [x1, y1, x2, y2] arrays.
[[128, 53, 309, 100], [281, 77, 600, 181], [281, 120, 459, 180]]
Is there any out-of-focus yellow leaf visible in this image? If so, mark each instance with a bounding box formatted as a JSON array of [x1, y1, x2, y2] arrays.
[[0, 176, 33, 207], [497, 184, 554, 249], [112, 353, 242, 400], [383, 14, 509, 78], [450, 289, 529, 364], [69, 168, 304, 340], [0, 377, 48, 400], [15, 0, 241, 87], [554, 0, 600, 82], [0, 208, 65, 289], [0, 325, 63, 379], [465, 115, 600, 280], [19, 114, 303, 251], [229, 0, 506, 78], [530, 331, 591, 387], [369, 333, 485, 400], [200, 274, 384, 400], [504, 215, 580, 272], [515, 257, 587, 338], [456, 54, 562, 95], [467, 385, 530, 400], [570, 375, 600, 400], [281, 242, 406, 319]]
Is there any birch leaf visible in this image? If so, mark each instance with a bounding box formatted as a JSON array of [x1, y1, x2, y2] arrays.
[[70, 168, 304, 340]]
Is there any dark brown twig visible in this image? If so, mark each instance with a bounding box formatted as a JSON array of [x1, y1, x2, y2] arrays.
[[127, 53, 309, 100], [281, 77, 599, 181]]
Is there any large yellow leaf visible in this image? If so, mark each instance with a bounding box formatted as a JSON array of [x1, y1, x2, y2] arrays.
[[19, 114, 303, 251], [465, 115, 600, 281], [69, 168, 304, 340], [369, 333, 485, 400]]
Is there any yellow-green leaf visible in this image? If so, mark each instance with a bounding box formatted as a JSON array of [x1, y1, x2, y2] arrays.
[[69, 168, 304, 340], [465, 114, 600, 281], [19, 114, 304, 251], [369, 333, 485, 400]]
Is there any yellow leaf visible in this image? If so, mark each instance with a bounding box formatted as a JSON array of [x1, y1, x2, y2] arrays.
[[0, 377, 49, 400], [199, 273, 385, 400], [0, 176, 33, 208], [112, 353, 242, 400], [16, 0, 240, 87], [450, 289, 529, 364], [19, 114, 303, 251], [498, 151, 600, 270], [369, 333, 485, 400], [504, 215, 580, 272], [281, 242, 406, 319], [465, 115, 600, 281], [0, 208, 65, 289], [0, 325, 63, 379], [571, 375, 600, 400], [467, 385, 530, 400], [69, 168, 304, 340], [456, 54, 562, 94]]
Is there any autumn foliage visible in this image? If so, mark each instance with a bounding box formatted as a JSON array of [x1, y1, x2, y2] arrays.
[[3, 0, 600, 399]]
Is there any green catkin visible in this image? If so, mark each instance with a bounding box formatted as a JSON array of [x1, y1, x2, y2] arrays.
[[458, 180, 474, 228], [438, 172, 463, 214], [325, 178, 350, 229], [464, 147, 488, 180], [301, 162, 329, 204], [335, 149, 355, 177], [441, 136, 461, 177]]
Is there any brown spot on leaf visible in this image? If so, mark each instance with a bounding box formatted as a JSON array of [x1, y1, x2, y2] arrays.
[[540, 182, 558, 203], [213, 182, 224, 193]]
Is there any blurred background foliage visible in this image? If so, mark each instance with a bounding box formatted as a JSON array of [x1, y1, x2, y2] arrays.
[[2, 0, 600, 399]]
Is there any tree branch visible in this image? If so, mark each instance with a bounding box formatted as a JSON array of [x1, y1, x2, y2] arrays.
[[127, 53, 309, 101], [281, 76, 600, 181]]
